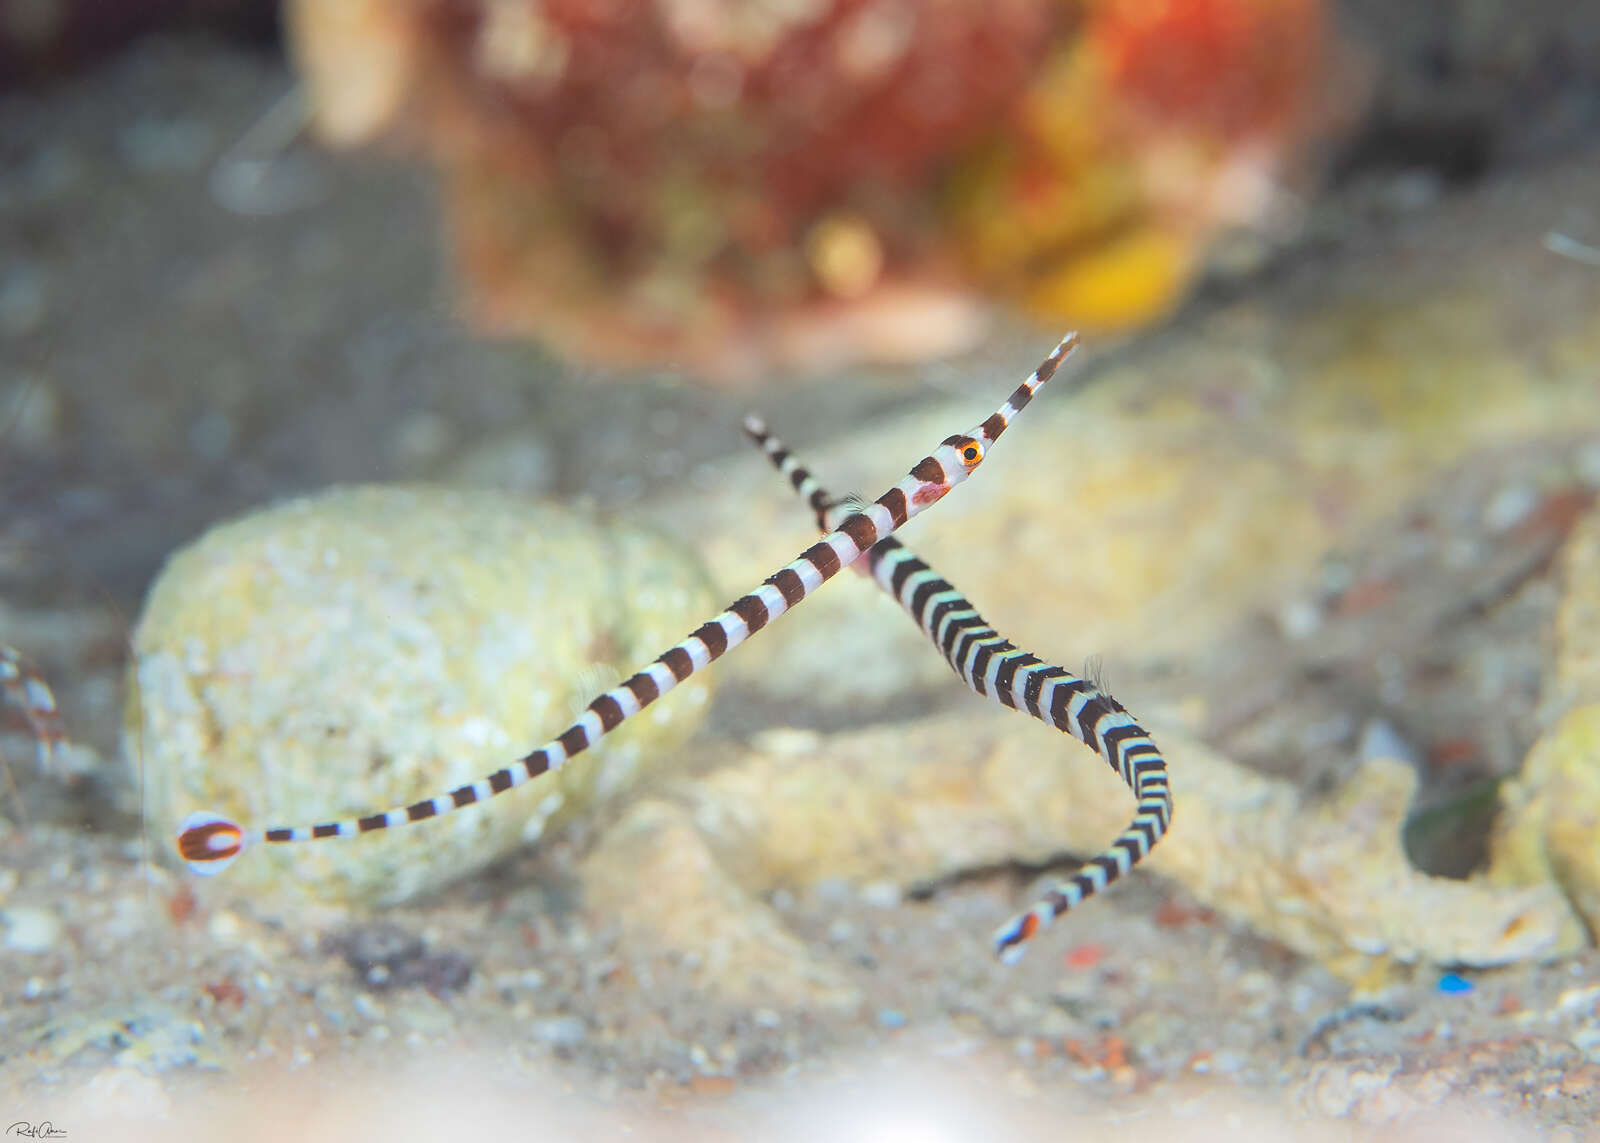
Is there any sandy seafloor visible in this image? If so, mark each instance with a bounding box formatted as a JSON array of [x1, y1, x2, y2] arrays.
[[2, 32, 1600, 1142]]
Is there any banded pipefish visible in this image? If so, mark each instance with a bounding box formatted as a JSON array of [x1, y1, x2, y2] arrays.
[[175, 334, 1080, 874], [743, 400, 1172, 963]]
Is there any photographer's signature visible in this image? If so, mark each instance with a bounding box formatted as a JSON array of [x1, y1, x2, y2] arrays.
[[7, 1123, 66, 1138]]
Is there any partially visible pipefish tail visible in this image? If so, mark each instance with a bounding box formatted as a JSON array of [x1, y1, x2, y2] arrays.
[[0, 644, 66, 775], [743, 373, 1171, 964], [1, 385, 69, 782], [175, 333, 1080, 877]]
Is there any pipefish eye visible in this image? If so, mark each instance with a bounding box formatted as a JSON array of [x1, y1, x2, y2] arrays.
[[958, 439, 984, 469]]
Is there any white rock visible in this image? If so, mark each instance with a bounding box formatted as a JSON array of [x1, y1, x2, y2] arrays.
[[2, 905, 63, 953]]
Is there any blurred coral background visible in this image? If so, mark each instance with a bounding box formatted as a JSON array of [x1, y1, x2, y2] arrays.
[[282, 0, 1339, 379], [0, 0, 1342, 378]]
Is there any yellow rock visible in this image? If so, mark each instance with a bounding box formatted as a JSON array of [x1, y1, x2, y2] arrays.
[[128, 485, 716, 907], [1490, 505, 1600, 932], [1553, 506, 1600, 706], [579, 798, 861, 1012], [1492, 704, 1600, 932], [677, 710, 1583, 973]]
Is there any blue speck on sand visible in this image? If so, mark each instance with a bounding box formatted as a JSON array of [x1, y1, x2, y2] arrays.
[[877, 1008, 907, 1029], [1437, 972, 1474, 995]]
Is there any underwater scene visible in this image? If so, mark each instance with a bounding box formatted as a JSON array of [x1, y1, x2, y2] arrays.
[[2, 1, 1600, 1138]]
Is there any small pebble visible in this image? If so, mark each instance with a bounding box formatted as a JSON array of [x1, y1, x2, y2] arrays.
[[1571, 1027, 1600, 1060], [813, 878, 854, 905], [1556, 983, 1600, 1014], [688, 1074, 736, 1096], [877, 1008, 907, 1029], [2, 905, 63, 953], [1359, 718, 1419, 767], [1065, 944, 1108, 973], [82, 1067, 172, 1119], [351, 993, 385, 1021], [532, 1015, 588, 1049], [1277, 598, 1322, 640], [859, 880, 903, 909], [752, 1008, 781, 1029], [207, 910, 244, 945], [1211, 1051, 1245, 1075], [1436, 972, 1474, 995], [1482, 484, 1538, 533], [394, 994, 455, 1037], [751, 727, 823, 757]]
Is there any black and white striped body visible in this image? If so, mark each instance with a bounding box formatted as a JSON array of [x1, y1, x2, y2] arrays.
[[175, 334, 1080, 875], [743, 410, 1171, 964]]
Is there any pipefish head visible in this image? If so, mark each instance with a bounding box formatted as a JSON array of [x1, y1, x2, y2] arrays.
[[175, 810, 246, 874]]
